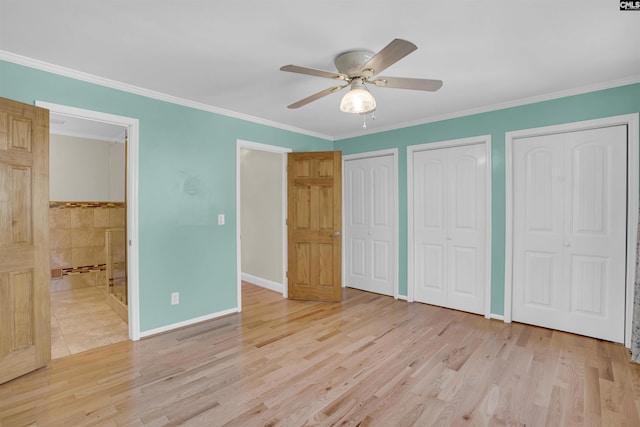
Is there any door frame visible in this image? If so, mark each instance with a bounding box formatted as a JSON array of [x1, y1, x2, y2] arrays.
[[504, 113, 639, 347], [407, 135, 492, 318], [235, 140, 291, 310], [35, 101, 141, 341], [343, 149, 399, 298]]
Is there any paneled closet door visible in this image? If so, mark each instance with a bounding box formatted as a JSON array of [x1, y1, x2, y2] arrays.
[[413, 143, 486, 314], [345, 155, 395, 296], [512, 125, 627, 342]]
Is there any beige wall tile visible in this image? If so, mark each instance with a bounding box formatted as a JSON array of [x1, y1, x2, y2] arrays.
[[92, 228, 106, 248], [50, 228, 71, 249], [95, 270, 107, 289], [94, 209, 110, 228], [49, 208, 70, 229], [110, 207, 125, 227], [70, 208, 94, 228], [71, 228, 94, 248], [50, 248, 71, 268], [96, 245, 106, 265], [71, 247, 97, 267], [69, 273, 96, 288]]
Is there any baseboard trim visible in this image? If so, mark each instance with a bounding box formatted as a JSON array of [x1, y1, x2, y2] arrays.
[[241, 273, 284, 294], [139, 307, 238, 338]]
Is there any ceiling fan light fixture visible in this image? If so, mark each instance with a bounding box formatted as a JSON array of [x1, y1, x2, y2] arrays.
[[340, 79, 376, 114]]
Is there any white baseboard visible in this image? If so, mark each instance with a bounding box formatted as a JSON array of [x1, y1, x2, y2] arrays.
[[139, 307, 238, 338], [490, 314, 505, 321], [396, 294, 408, 301], [242, 272, 284, 294]]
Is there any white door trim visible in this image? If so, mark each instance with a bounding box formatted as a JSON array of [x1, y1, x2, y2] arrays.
[[407, 135, 492, 317], [504, 113, 639, 347], [235, 140, 291, 310], [343, 149, 399, 298], [36, 100, 141, 341]]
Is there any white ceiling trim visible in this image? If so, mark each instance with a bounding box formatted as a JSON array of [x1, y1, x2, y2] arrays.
[[2, 50, 639, 142], [337, 74, 640, 140], [0, 50, 333, 141]]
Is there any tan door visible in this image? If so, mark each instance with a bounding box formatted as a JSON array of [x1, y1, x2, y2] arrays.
[[287, 151, 342, 301], [0, 97, 51, 384]]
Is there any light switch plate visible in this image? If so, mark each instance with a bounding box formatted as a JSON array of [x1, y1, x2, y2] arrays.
[[218, 214, 225, 225]]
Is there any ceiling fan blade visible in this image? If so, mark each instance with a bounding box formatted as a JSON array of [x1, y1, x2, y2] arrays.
[[287, 85, 347, 109], [371, 76, 443, 91], [280, 65, 348, 81], [360, 39, 417, 76]]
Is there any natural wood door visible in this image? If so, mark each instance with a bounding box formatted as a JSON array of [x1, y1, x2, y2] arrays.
[[0, 97, 51, 384], [287, 151, 342, 301]]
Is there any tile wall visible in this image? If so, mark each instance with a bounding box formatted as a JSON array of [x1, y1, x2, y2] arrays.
[[49, 201, 125, 293]]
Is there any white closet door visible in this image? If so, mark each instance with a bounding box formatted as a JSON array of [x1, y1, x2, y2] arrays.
[[512, 125, 627, 342], [413, 144, 486, 314], [345, 155, 396, 296]]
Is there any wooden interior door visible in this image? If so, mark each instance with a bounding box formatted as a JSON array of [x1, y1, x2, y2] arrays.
[[0, 97, 51, 384], [287, 151, 342, 301]]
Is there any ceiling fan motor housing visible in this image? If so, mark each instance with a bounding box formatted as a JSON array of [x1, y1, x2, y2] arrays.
[[335, 50, 375, 77]]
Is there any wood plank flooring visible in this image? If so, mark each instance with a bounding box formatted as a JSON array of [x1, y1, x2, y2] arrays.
[[2, 282, 640, 426]]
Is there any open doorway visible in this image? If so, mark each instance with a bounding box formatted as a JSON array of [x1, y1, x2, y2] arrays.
[[36, 101, 140, 357], [236, 140, 290, 310]]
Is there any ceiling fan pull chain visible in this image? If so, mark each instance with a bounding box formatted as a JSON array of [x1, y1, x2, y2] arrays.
[[362, 113, 367, 129]]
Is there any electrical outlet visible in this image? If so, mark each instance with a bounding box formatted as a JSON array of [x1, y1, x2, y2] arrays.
[[171, 292, 179, 305]]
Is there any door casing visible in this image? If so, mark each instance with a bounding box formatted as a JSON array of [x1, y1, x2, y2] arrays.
[[235, 139, 291, 309], [504, 113, 640, 347], [36, 101, 141, 340]]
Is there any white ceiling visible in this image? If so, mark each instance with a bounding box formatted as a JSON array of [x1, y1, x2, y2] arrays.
[[1, 1, 639, 140]]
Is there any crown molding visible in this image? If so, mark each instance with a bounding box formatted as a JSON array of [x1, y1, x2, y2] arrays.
[[3, 50, 638, 143], [335, 75, 640, 140], [0, 50, 333, 141]]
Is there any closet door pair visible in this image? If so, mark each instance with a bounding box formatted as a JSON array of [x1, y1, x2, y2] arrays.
[[511, 125, 627, 342], [412, 143, 487, 315]]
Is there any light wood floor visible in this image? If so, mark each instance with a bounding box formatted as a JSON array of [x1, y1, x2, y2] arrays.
[[2, 282, 640, 426]]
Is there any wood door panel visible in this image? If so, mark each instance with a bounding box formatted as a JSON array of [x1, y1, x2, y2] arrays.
[[11, 166, 33, 244], [0, 97, 50, 384], [288, 151, 342, 302], [318, 186, 334, 230], [0, 112, 33, 152]]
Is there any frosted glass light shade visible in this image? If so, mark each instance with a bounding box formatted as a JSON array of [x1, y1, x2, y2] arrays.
[[340, 80, 376, 114]]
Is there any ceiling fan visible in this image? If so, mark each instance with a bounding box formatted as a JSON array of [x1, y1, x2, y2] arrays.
[[280, 39, 443, 115]]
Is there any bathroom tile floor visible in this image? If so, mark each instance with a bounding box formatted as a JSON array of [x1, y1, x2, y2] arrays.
[[50, 286, 129, 359]]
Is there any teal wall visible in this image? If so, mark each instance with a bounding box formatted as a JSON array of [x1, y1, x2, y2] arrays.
[[0, 60, 332, 332], [335, 83, 640, 316], [2, 58, 638, 327]]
